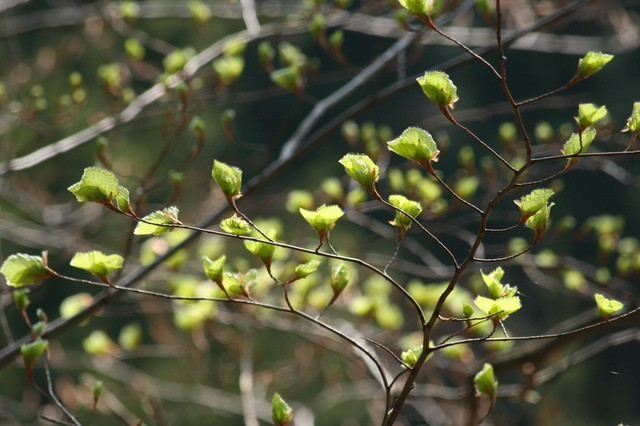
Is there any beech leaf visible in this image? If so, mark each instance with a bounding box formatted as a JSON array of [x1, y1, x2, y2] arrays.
[[134, 207, 181, 235], [1, 254, 49, 288]]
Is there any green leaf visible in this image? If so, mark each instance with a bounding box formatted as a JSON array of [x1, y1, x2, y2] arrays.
[[474, 295, 521, 319], [21, 339, 49, 363], [213, 55, 244, 86], [258, 41, 275, 68], [59, 293, 93, 319], [387, 127, 440, 168], [70, 251, 124, 279], [124, 38, 145, 60], [462, 301, 475, 318], [272, 393, 293, 426], [202, 255, 226, 283], [576, 103, 607, 129], [220, 215, 252, 235], [285, 190, 314, 213], [270, 66, 303, 92], [401, 345, 422, 367], [212, 160, 242, 200], [397, 0, 434, 17], [514, 188, 555, 221], [189, 1, 213, 24], [474, 363, 498, 396], [594, 293, 624, 318], [525, 202, 554, 240], [82, 330, 115, 356], [388, 194, 422, 233], [118, 323, 142, 351], [294, 260, 322, 279], [68, 167, 130, 211], [339, 153, 379, 193], [1, 254, 48, 287], [299, 204, 344, 234], [416, 71, 459, 110], [330, 263, 352, 295], [623, 101, 640, 133], [244, 231, 276, 264], [481, 267, 505, 299], [574, 51, 614, 81], [134, 207, 181, 235]]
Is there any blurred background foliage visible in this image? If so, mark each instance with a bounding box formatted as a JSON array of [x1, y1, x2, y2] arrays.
[[1, 0, 640, 425]]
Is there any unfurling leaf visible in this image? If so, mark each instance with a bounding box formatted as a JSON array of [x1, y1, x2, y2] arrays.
[[388, 195, 422, 238], [481, 267, 517, 299], [623, 101, 640, 133], [134, 207, 181, 235], [272, 393, 294, 426], [212, 160, 242, 200], [189, 1, 213, 25], [68, 167, 131, 212], [70, 251, 124, 280], [474, 363, 498, 396], [401, 345, 423, 368], [299, 204, 344, 238], [1, 254, 49, 288], [514, 188, 555, 222], [474, 295, 521, 320], [202, 255, 226, 285], [118, 323, 142, 351], [220, 215, 252, 235], [387, 127, 440, 169], [397, 0, 434, 17], [573, 51, 614, 82], [21, 339, 49, 381], [330, 263, 352, 296], [294, 260, 322, 279], [244, 230, 277, 266], [339, 153, 379, 194], [417, 71, 459, 110], [576, 103, 607, 130], [462, 301, 475, 318], [594, 293, 624, 319], [213, 55, 244, 86], [525, 202, 554, 242]]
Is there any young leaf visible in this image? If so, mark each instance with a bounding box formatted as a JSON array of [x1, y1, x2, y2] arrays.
[[574, 51, 614, 81], [202, 255, 226, 284], [576, 103, 607, 130], [68, 167, 130, 212], [525, 202, 554, 242], [213, 55, 244, 86], [271, 66, 303, 93], [82, 330, 116, 356], [623, 101, 640, 133], [294, 260, 322, 279], [416, 71, 459, 110], [401, 345, 423, 368], [330, 263, 352, 295], [462, 301, 475, 318], [397, 0, 434, 18], [244, 231, 277, 265], [220, 215, 252, 235], [594, 293, 624, 319], [387, 127, 440, 169], [299, 204, 344, 236], [514, 188, 555, 221], [481, 267, 506, 299], [474, 295, 521, 320], [212, 160, 242, 200], [388, 195, 422, 239], [118, 323, 142, 351], [70, 251, 124, 280], [1, 254, 49, 287], [339, 153, 379, 194], [272, 393, 293, 426], [134, 207, 181, 235], [474, 363, 498, 396], [21, 338, 49, 381]]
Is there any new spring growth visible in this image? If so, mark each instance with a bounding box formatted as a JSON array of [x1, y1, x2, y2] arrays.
[[594, 293, 624, 320], [622, 101, 640, 134], [220, 215, 252, 235], [21, 339, 49, 382], [325, 263, 352, 309], [397, 0, 434, 19], [572, 51, 614, 84], [1, 253, 50, 288], [387, 127, 440, 173], [212, 160, 242, 203], [272, 393, 294, 426], [299, 204, 344, 247], [525, 202, 554, 243], [202, 255, 227, 294], [388, 195, 423, 240], [339, 153, 379, 196], [244, 230, 277, 272], [70, 251, 124, 284], [474, 363, 498, 397], [134, 207, 182, 236], [514, 188, 554, 223], [68, 167, 131, 214], [417, 71, 459, 111], [576, 103, 607, 131], [561, 128, 597, 170]]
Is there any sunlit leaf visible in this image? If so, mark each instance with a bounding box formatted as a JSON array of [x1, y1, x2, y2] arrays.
[[1, 254, 48, 288], [134, 207, 181, 235], [387, 127, 440, 168], [474, 363, 498, 396], [417, 71, 459, 110], [594, 293, 624, 318], [70, 251, 124, 279], [574, 51, 614, 81], [339, 153, 379, 193], [514, 189, 555, 221], [219, 215, 252, 235], [212, 160, 242, 200], [272, 393, 293, 426]]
